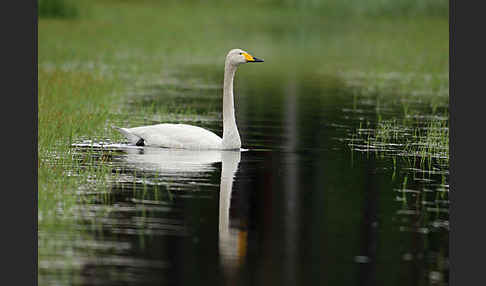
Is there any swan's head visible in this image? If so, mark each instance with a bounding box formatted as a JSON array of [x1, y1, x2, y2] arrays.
[[226, 49, 264, 66]]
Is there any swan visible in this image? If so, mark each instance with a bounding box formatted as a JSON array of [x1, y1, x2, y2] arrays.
[[114, 49, 264, 150]]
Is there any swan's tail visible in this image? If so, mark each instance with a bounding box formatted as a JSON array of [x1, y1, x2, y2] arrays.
[[112, 126, 144, 146]]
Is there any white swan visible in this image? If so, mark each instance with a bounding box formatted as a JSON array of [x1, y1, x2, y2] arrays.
[[114, 49, 264, 150]]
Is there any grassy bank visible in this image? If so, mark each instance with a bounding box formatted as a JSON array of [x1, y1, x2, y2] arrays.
[[38, 68, 122, 225]]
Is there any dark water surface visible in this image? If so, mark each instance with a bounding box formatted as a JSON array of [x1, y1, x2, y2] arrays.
[[40, 69, 448, 286]]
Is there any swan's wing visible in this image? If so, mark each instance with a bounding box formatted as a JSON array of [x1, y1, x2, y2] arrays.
[[124, 124, 222, 149]]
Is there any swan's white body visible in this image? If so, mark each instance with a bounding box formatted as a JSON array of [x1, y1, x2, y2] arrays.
[[115, 124, 223, 150], [114, 49, 263, 150]]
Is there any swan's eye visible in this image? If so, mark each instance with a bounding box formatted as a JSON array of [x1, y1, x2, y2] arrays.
[[239, 52, 242, 55]]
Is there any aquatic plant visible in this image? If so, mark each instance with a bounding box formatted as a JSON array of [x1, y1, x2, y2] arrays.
[[356, 118, 448, 167]]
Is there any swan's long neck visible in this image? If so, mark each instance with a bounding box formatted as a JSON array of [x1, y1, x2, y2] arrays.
[[222, 62, 241, 149]]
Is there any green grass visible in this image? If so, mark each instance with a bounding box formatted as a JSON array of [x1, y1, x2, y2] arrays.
[[38, 68, 124, 226], [39, 1, 448, 70], [38, 0, 79, 18], [37, 69, 121, 279], [351, 116, 449, 171], [252, 0, 448, 17], [412, 119, 449, 166]]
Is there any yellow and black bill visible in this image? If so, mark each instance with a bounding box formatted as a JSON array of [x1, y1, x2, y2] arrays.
[[243, 52, 264, 63]]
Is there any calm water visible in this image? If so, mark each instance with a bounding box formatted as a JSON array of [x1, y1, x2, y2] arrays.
[[39, 68, 449, 286]]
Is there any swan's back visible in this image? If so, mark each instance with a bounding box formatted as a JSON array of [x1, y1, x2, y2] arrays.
[[117, 123, 223, 150]]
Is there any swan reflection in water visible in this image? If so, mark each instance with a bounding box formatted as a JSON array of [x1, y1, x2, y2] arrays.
[[122, 147, 245, 274]]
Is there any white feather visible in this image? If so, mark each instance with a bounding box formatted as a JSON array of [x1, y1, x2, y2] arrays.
[[122, 123, 222, 149]]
